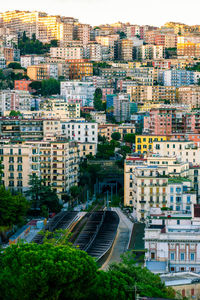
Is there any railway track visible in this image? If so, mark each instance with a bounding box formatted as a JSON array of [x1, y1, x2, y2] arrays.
[[32, 204, 119, 262], [32, 211, 78, 244]]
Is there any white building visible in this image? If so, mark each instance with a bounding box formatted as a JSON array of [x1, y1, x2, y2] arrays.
[[153, 140, 200, 166], [124, 154, 195, 221], [20, 55, 45, 68], [61, 121, 98, 146], [61, 81, 95, 107], [145, 208, 200, 274], [0, 90, 32, 114]]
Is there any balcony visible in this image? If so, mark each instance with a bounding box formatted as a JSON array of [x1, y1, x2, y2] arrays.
[[139, 200, 146, 204]]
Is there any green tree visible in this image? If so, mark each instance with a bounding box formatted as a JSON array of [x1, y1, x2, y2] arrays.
[[41, 78, 60, 96], [94, 88, 104, 111], [29, 81, 42, 94], [7, 62, 23, 69], [0, 242, 98, 300], [0, 186, 29, 241], [111, 132, 121, 141], [123, 133, 135, 144], [0, 241, 175, 300], [9, 110, 22, 117], [32, 33, 36, 42], [70, 186, 81, 201], [26, 175, 62, 214]]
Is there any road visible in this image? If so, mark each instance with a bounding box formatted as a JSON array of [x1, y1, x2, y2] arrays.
[[101, 207, 133, 270]]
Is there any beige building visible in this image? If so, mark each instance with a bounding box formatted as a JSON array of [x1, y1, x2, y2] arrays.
[[177, 86, 200, 108], [0, 138, 80, 200], [78, 142, 96, 158], [50, 47, 84, 60], [127, 85, 176, 103]]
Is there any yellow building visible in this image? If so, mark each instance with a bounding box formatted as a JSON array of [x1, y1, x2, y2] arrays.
[[137, 102, 164, 112], [0, 11, 77, 43], [135, 135, 169, 154], [27, 64, 48, 81]]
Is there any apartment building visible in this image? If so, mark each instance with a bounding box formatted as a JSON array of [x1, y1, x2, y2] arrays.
[[0, 138, 80, 199], [134, 45, 164, 60], [117, 39, 133, 61], [0, 117, 62, 141], [135, 135, 169, 153], [0, 11, 78, 43], [127, 85, 176, 103], [0, 90, 32, 114], [61, 121, 98, 145], [159, 70, 199, 87], [86, 43, 102, 61], [106, 93, 131, 122], [143, 106, 193, 135], [78, 142, 96, 158], [177, 86, 200, 108], [124, 155, 193, 219], [65, 60, 93, 80], [40, 97, 80, 119], [20, 55, 45, 68], [14, 80, 33, 92], [98, 124, 119, 141], [177, 36, 200, 58], [73, 23, 91, 45], [144, 30, 177, 48], [124, 156, 193, 220], [61, 81, 95, 107], [128, 67, 155, 85], [95, 35, 119, 60], [153, 140, 200, 166], [145, 209, 200, 274], [50, 47, 83, 60], [27, 65, 49, 81]]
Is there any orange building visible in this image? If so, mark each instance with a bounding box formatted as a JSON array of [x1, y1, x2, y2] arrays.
[[14, 79, 33, 92], [66, 59, 93, 80]]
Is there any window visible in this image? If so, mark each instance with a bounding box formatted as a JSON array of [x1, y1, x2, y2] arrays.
[[187, 196, 191, 203], [151, 252, 155, 259], [170, 196, 173, 203], [177, 220, 180, 225], [17, 157, 22, 163], [170, 187, 173, 193], [18, 149, 21, 155], [180, 253, 185, 261], [170, 252, 175, 260], [190, 253, 195, 261], [9, 165, 14, 171], [17, 165, 22, 171]]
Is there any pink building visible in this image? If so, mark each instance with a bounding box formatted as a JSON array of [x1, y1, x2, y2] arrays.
[[144, 108, 173, 135], [102, 88, 114, 101]]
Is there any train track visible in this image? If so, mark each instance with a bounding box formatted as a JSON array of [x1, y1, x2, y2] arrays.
[[32, 211, 78, 244], [32, 204, 119, 262]]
